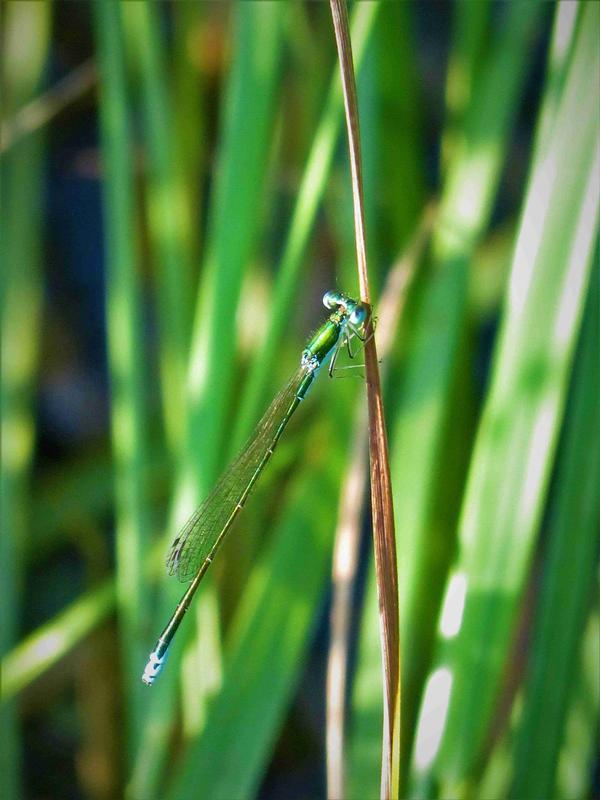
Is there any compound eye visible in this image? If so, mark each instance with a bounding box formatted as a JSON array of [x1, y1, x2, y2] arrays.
[[323, 290, 343, 310], [350, 303, 368, 327]]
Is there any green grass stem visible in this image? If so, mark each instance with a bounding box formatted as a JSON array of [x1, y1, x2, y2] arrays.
[[129, 7, 285, 793], [1, 581, 115, 701], [391, 2, 544, 772], [122, 2, 195, 451], [230, 1, 380, 453], [412, 4, 599, 792], [0, 4, 50, 796], [94, 0, 154, 757], [511, 253, 600, 798]]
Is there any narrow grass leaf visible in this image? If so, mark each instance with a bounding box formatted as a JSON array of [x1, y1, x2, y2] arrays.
[[129, 6, 285, 794], [329, 2, 400, 796], [372, 2, 425, 257], [94, 0, 154, 756], [390, 3, 544, 770], [122, 2, 195, 450], [1, 581, 115, 701], [411, 5, 600, 793], [0, 4, 50, 796], [167, 424, 346, 800], [441, 2, 490, 172], [511, 254, 600, 798], [231, 1, 380, 451], [171, 2, 205, 278], [555, 606, 600, 800]]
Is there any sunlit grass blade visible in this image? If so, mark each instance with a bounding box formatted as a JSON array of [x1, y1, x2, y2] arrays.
[[166, 422, 347, 800], [371, 2, 425, 259], [122, 2, 194, 450], [94, 0, 154, 757], [410, 4, 600, 794], [231, 1, 380, 451], [327, 214, 432, 799], [0, 58, 97, 154], [0, 4, 50, 797], [440, 2, 489, 171], [128, 6, 285, 795], [1, 581, 115, 700], [511, 256, 600, 798], [555, 606, 600, 800], [389, 2, 544, 771], [183, 1, 285, 487], [172, 2, 205, 277]]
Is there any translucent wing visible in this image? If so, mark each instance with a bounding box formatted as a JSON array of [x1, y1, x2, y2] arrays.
[[166, 366, 309, 582]]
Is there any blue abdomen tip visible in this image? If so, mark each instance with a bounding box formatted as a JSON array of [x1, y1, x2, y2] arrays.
[[142, 650, 166, 686]]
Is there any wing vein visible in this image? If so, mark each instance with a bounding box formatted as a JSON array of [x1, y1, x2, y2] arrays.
[[166, 365, 309, 582]]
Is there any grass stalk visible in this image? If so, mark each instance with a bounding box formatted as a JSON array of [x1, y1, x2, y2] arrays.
[[166, 421, 347, 800], [94, 0, 153, 757], [129, 6, 285, 794], [391, 3, 544, 773], [1, 581, 115, 700], [230, 1, 380, 452], [122, 2, 195, 451], [511, 253, 600, 798], [326, 211, 433, 799], [411, 4, 599, 792], [0, 4, 50, 796], [329, 1, 400, 796]]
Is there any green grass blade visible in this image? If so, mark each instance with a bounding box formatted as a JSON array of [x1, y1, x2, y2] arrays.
[[0, 3, 50, 796], [94, 0, 154, 757], [372, 3, 425, 258], [347, 564, 384, 800], [166, 422, 347, 800], [128, 6, 285, 794], [390, 1, 544, 769], [122, 2, 194, 450], [172, 2, 205, 275], [411, 5, 600, 793], [186, 1, 285, 486], [441, 1, 490, 171], [511, 254, 600, 798], [230, 1, 380, 451], [555, 605, 600, 800], [1, 581, 115, 701], [534, 1, 581, 156]]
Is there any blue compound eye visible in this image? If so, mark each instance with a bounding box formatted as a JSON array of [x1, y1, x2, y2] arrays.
[[350, 303, 368, 327], [323, 290, 344, 310]]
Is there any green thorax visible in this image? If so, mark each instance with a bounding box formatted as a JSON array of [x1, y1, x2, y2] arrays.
[[301, 313, 344, 372]]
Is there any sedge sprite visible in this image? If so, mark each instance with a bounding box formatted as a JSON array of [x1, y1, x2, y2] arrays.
[[142, 290, 369, 685]]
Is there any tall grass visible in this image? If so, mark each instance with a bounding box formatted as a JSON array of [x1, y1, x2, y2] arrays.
[[1, 3, 598, 799], [1, 4, 50, 797]]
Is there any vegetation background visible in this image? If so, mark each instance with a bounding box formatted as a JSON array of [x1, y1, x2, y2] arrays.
[[1, 2, 598, 799]]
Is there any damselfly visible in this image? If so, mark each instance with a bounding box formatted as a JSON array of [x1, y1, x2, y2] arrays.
[[142, 290, 369, 685]]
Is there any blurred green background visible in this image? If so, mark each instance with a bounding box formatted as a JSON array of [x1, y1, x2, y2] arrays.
[[1, 2, 598, 799]]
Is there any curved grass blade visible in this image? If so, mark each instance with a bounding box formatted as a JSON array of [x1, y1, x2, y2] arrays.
[[410, 4, 600, 793], [95, 0, 154, 756], [511, 252, 600, 799], [128, 6, 286, 793], [1, 4, 50, 796]]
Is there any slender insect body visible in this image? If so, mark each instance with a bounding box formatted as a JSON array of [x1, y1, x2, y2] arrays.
[[142, 291, 370, 685]]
